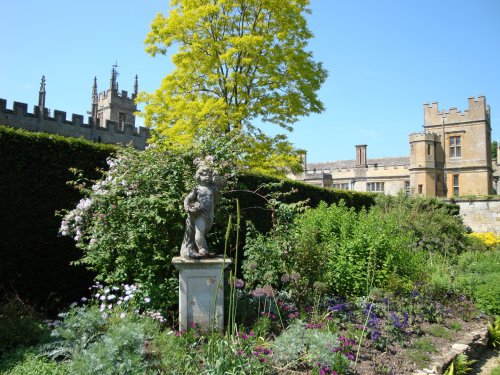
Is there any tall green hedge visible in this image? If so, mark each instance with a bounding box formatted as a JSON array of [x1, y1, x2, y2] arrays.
[[230, 173, 376, 233], [0, 125, 115, 312], [0, 125, 375, 312]]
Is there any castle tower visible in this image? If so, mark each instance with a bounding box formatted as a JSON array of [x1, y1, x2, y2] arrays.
[[410, 97, 493, 197], [95, 65, 138, 130], [409, 132, 443, 196]]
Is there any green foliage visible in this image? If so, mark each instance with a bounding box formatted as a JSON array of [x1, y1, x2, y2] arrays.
[[454, 249, 500, 315], [151, 331, 199, 374], [0, 125, 114, 309], [244, 197, 430, 301], [487, 316, 500, 348], [443, 353, 476, 375], [202, 335, 270, 375], [0, 297, 50, 355], [492, 140, 498, 161], [0, 347, 68, 375], [141, 0, 327, 175], [44, 304, 107, 360], [374, 193, 467, 255], [271, 320, 349, 373], [70, 320, 147, 375]]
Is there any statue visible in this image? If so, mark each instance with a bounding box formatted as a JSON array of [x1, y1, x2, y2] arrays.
[[180, 159, 224, 259]]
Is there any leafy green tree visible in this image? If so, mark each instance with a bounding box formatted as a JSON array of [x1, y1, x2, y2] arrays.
[[140, 0, 327, 176]]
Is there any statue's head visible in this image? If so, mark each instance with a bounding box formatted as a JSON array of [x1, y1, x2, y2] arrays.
[[196, 165, 213, 185]]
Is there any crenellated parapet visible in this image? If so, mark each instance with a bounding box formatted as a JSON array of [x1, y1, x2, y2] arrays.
[[0, 98, 149, 150], [423, 96, 490, 127]]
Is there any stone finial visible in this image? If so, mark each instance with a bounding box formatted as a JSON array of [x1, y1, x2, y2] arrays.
[[133, 74, 138, 96], [38, 76, 46, 113]]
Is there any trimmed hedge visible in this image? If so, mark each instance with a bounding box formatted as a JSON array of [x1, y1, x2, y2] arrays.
[[0, 125, 375, 312], [230, 173, 376, 233], [0, 125, 115, 312]]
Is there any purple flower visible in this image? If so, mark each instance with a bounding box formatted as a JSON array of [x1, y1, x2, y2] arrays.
[[235, 279, 245, 289]]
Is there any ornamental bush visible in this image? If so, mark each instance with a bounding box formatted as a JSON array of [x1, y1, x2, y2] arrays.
[[60, 146, 200, 311]]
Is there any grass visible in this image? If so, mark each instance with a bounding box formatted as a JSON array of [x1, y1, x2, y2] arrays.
[[491, 365, 500, 375], [426, 324, 453, 341], [412, 337, 437, 353], [406, 349, 432, 368], [448, 321, 462, 332]]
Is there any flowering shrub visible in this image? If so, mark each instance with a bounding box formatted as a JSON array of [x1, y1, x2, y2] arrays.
[[59, 147, 222, 310], [468, 232, 500, 250]]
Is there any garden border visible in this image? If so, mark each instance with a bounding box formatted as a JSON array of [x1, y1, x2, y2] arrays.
[[413, 325, 488, 374]]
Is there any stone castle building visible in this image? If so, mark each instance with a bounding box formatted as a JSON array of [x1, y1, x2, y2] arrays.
[[297, 96, 499, 198], [0, 67, 149, 150]]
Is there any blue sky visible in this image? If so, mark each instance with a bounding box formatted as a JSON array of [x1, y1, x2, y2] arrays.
[[1, 0, 498, 163]]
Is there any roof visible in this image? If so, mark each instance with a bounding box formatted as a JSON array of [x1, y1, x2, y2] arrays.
[[306, 156, 410, 171]]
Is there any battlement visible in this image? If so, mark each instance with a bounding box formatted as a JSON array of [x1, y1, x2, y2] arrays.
[[98, 88, 136, 102], [0, 98, 149, 150], [409, 131, 441, 142], [423, 96, 489, 127]]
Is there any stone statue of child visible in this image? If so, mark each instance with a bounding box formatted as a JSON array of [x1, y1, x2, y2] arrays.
[[180, 162, 223, 259]]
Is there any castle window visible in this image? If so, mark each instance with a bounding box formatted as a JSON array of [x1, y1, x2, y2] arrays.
[[405, 181, 410, 194], [427, 144, 431, 156], [418, 184, 423, 194], [367, 182, 384, 192], [119, 112, 126, 130], [449, 136, 461, 158], [333, 183, 350, 190], [453, 174, 459, 196]]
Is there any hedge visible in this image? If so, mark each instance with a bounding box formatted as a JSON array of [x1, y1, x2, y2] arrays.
[[0, 125, 375, 312], [0, 125, 116, 312]]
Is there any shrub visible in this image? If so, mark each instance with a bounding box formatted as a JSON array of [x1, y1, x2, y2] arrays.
[[271, 320, 350, 373], [60, 147, 202, 310], [70, 320, 148, 375], [0, 296, 50, 355], [373, 193, 467, 256], [0, 347, 68, 375]]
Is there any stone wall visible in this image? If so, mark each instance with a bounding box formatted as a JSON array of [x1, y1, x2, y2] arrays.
[[455, 199, 500, 234], [0, 98, 149, 150]]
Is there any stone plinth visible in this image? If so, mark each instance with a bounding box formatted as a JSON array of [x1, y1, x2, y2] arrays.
[[172, 256, 232, 332]]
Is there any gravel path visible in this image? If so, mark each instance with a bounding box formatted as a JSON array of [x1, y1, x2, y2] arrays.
[[470, 349, 499, 375]]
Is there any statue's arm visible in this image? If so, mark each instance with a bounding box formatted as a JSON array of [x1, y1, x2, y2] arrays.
[[184, 189, 197, 212]]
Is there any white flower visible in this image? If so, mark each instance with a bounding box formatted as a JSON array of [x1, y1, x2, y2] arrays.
[[100, 295, 106, 301], [108, 304, 112, 309], [144, 297, 151, 303], [107, 294, 116, 300], [102, 312, 108, 319], [120, 312, 126, 319]]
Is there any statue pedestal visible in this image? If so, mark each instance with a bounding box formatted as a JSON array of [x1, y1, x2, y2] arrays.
[[172, 256, 232, 333]]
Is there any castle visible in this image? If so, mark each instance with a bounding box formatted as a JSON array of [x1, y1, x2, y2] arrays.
[[0, 67, 149, 150], [297, 96, 499, 197], [1, 77, 498, 197]]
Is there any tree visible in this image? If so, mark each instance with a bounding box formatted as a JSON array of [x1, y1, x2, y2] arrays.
[[140, 0, 327, 176]]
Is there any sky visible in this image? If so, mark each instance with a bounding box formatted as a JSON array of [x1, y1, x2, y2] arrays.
[[1, 0, 499, 163]]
